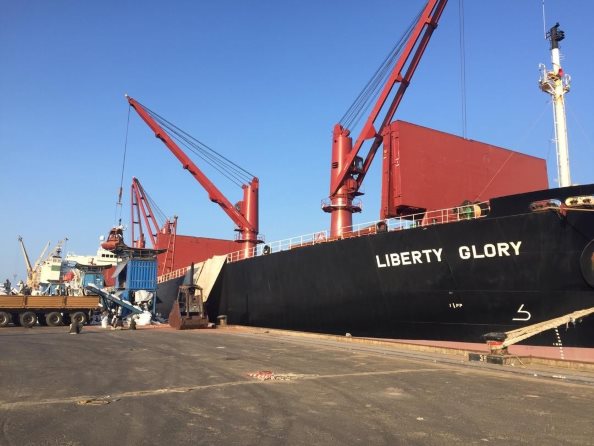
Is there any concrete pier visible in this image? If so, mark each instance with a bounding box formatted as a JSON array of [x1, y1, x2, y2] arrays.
[[1, 325, 593, 445]]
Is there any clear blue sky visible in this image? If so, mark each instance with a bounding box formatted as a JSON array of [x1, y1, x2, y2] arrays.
[[1, 0, 593, 282]]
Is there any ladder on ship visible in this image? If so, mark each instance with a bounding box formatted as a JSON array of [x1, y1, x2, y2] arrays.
[[484, 307, 594, 354], [161, 226, 176, 276]]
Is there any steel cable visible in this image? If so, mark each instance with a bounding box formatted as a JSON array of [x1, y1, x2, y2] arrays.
[[156, 122, 249, 187], [136, 102, 255, 187], [142, 188, 168, 225], [339, 8, 423, 131], [458, 0, 467, 138], [115, 106, 131, 225], [153, 114, 253, 183]]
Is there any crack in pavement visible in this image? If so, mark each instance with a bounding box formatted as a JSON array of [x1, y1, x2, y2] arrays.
[[0, 367, 444, 410]]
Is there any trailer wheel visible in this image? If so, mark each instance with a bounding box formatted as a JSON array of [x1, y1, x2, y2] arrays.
[[19, 311, 37, 328], [45, 312, 64, 327], [0, 311, 11, 327], [69, 311, 87, 325]]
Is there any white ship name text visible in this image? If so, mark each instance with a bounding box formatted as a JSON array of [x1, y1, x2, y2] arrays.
[[376, 241, 522, 268], [459, 241, 521, 260], [376, 249, 443, 268]]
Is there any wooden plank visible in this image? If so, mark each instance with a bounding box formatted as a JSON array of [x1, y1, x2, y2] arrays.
[[63, 297, 100, 309], [0, 295, 99, 310], [0, 296, 25, 308], [24, 296, 66, 308]]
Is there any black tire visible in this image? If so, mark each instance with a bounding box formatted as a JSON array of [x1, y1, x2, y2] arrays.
[[45, 311, 64, 327], [19, 311, 37, 328], [69, 311, 87, 325], [0, 311, 11, 327]]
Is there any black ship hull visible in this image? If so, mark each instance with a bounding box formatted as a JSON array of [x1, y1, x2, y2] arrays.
[[155, 275, 186, 318], [161, 185, 594, 348]]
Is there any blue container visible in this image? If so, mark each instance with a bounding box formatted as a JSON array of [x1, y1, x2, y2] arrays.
[[126, 259, 157, 291], [112, 257, 158, 316]]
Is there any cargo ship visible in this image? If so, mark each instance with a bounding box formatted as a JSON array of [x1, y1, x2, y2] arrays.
[[214, 182, 594, 347], [134, 1, 593, 349]]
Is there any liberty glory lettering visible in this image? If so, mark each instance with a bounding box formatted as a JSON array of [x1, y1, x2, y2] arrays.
[[376, 241, 522, 268], [376, 249, 442, 268], [458, 241, 521, 260]]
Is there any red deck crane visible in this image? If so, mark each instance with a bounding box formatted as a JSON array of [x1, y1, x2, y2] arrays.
[[130, 177, 178, 274], [126, 96, 260, 259], [323, 0, 448, 237], [131, 177, 160, 249]]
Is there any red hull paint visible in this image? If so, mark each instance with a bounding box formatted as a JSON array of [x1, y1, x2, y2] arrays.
[[381, 121, 549, 217], [104, 266, 116, 287], [155, 233, 236, 272], [395, 339, 594, 363]]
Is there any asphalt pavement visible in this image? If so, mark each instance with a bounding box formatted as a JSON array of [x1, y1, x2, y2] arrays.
[[1, 325, 593, 446]]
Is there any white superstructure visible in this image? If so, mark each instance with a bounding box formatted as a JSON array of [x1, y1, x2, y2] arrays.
[[65, 247, 119, 268]]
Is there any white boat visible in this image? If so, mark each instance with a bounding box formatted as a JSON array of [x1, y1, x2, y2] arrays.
[[65, 246, 119, 268]]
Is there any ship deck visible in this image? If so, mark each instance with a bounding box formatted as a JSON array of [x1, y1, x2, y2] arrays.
[[1, 324, 594, 445]]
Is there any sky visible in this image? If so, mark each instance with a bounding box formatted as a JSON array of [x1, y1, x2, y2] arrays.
[[1, 0, 593, 283]]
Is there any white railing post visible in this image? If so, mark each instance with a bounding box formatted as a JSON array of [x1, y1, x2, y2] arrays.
[[218, 201, 490, 264]]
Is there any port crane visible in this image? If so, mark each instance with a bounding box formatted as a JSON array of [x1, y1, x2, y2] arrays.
[[17, 236, 35, 284], [16, 236, 68, 294], [126, 95, 260, 259], [17, 236, 50, 289], [323, 0, 448, 237]]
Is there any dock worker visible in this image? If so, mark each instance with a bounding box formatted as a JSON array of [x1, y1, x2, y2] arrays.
[[4, 279, 11, 294]]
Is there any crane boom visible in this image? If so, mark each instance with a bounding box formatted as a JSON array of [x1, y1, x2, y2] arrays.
[[17, 236, 33, 274], [130, 177, 178, 274], [126, 95, 260, 258], [33, 241, 51, 270], [324, 0, 448, 237], [130, 177, 161, 249]]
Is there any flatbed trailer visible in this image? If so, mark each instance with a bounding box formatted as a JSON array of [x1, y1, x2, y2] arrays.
[[0, 295, 100, 328]]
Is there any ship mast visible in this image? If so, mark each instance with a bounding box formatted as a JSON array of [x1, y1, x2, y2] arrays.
[[539, 23, 571, 187]]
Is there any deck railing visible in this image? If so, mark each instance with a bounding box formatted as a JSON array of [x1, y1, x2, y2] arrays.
[[157, 265, 191, 284], [225, 201, 490, 263], [157, 202, 490, 279]]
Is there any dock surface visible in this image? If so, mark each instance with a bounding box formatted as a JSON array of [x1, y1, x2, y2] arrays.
[[1, 325, 593, 445]]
